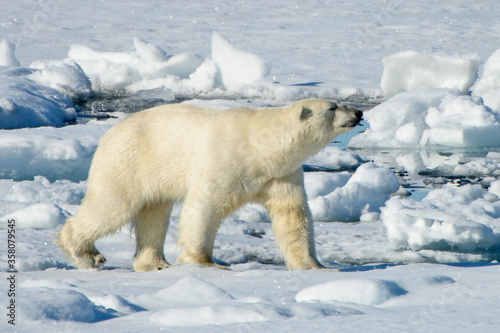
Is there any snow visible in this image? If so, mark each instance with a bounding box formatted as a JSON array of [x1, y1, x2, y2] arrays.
[[137, 276, 234, 307], [150, 302, 278, 328], [19, 288, 111, 323], [1, 1, 500, 332]]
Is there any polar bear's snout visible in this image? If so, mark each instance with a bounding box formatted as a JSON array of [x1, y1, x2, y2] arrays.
[[335, 106, 363, 128], [353, 108, 363, 123]]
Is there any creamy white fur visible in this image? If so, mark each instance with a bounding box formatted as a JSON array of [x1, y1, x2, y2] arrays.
[[58, 99, 361, 271]]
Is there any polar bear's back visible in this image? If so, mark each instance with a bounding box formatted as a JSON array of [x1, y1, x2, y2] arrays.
[[88, 104, 222, 201]]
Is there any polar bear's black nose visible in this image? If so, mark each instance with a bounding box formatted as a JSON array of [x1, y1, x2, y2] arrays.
[[354, 110, 363, 123], [355, 110, 363, 122]]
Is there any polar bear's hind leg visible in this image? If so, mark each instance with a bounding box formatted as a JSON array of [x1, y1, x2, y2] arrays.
[[133, 200, 173, 271]]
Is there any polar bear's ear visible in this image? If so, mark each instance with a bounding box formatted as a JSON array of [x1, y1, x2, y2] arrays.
[[328, 103, 338, 111], [299, 107, 314, 120]]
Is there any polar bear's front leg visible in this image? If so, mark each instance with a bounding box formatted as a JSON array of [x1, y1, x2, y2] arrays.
[[259, 169, 324, 270]]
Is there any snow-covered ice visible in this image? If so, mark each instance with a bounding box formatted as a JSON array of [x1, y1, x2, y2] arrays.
[[0, 40, 19, 67], [28, 58, 91, 102], [472, 49, 500, 111], [0, 66, 77, 129], [212, 32, 270, 90], [1, 1, 500, 332], [308, 163, 400, 222], [382, 183, 500, 252], [0, 115, 122, 181]]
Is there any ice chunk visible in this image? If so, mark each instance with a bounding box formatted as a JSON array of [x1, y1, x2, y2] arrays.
[[349, 88, 500, 148], [68, 44, 140, 92], [381, 50, 480, 98], [304, 146, 362, 171], [489, 180, 500, 198], [68, 41, 204, 94], [304, 172, 351, 199], [420, 124, 500, 147], [185, 59, 217, 92], [133, 37, 168, 62], [394, 122, 426, 145], [420, 94, 500, 147], [308, 163, 399, 222], [425, 95, 497, 128], [471, 49, 500, 111], [69, 44, 136, 63], [350, 88, 453, 148], [382, 185, 500, 252], [28, 58, 91, 101], [0, 39, 19, 66], [211, 32, 270, 90], [153, 52, 204, 78], [0, 203, 66, 230], [0, 67, 77, 129], [296, 279, 407, 306]]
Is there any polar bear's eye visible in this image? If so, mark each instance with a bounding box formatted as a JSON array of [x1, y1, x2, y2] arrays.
[[328, 104, 338, 111]]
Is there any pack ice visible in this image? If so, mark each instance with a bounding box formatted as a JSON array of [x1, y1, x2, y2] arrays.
[[382, 182, 500, 253], [351, 50, 500, 149]]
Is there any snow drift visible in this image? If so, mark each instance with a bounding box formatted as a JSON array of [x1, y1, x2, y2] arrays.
[[296, 279, 407, 306]]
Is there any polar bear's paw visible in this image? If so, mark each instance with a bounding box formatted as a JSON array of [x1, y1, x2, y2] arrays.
[[133, 259, 170, 272], [174, 251, 229, 270], [75, 253, 107, 270], [200, 262, 230, 270]]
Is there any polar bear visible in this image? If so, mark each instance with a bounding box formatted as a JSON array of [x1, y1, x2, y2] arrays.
[[58, 99, 362, 271]]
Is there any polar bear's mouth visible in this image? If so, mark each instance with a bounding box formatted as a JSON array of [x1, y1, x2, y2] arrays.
[[339, 109, 363, 128]]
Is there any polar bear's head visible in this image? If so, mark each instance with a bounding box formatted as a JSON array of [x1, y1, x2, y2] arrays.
[[295, 98, 363, 139]]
